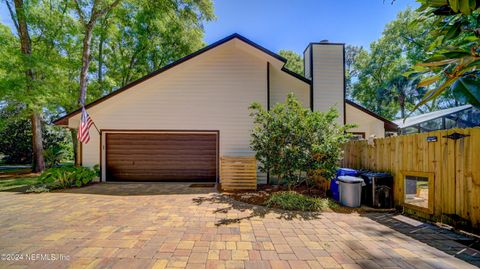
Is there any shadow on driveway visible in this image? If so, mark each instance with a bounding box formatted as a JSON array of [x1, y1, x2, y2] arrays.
[[363, 212, 480, 268], [193, 193, 323, 225]]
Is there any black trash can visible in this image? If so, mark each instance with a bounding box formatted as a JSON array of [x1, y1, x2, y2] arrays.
[[360, 172, 393, 208]]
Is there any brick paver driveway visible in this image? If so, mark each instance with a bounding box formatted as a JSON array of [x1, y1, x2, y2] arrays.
[[0, 183, 479, 269]]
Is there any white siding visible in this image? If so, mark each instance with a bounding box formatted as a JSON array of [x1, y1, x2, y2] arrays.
[[69, 41, 268, 181], [346, 103, 385, 138], [311, 44, 344, 123], [269, 67, 310, 108]]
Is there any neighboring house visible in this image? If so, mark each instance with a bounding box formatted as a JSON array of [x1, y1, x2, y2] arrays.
[[394, 105, 480, 134], [54, 34, 397, 183]]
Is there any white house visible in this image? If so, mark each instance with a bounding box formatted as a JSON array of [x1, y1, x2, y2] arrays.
[[55, 34, 397, 183]]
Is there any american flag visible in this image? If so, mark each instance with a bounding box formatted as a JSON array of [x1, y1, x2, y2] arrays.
[[77, 107, 94, 144]]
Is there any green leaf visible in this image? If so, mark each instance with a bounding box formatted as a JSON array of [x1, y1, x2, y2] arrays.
[[413, 77, 457, 110], [442, 50, 471, 58], [428, 35, 445, 51], [459, 0, 473, 14], [403, 70, 419, 77], [449, 0, 460, 12], [412, 65, 430, 72], [418, 75, 441, 87], [444, 23, 462, 40], [430, 0, 449, 7], [418, 58, 458, 66], [464, 36, 480, 42], [424, 54, 448, 62], [468, 0, 477, 10], [451, 76, 480, 107]]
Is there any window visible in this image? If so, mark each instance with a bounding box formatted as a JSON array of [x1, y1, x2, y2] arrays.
[[445, 117, 456, 129], [402, 126, 419, 134], [402, 171, 434, 213], [348, 132, 365, 140], [419, 118, 443, 132]]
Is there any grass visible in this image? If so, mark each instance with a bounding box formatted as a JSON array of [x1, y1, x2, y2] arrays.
[[0, 176, 38, 191], [0, 167, 31, 174], [265, 191, 338, 211]]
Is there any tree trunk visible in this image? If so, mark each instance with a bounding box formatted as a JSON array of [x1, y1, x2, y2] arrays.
[[31, 112, 45, 172], [14, 0, 45, 172], [78, 22, 95, 106], [98, 36, 104, 87], [70, 129, 80, 166]]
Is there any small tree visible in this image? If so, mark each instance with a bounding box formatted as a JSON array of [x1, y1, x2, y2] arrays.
[[249, 93, 354, 188]]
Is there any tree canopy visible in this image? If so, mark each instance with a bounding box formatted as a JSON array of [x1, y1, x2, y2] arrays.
[[0, 0, 214, 167], [279, 50, 304, 75], [349, 8, 460, 119]]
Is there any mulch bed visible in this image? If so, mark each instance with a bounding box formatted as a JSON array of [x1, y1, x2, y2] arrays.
[[224, 184, 395, 214], [226, 184, 326, 205]]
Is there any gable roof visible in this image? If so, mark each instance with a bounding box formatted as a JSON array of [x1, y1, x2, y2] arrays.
[[54, 33, 311, 125], [346, 100, 398, 131], [54, 34, 391, 130]]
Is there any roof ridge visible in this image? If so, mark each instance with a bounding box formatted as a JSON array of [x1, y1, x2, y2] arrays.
[[54, 33, 289, 125]]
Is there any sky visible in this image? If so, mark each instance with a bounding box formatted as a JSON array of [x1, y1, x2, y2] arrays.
[[204, 0, 419, 54], [0, 0, 418, 55]]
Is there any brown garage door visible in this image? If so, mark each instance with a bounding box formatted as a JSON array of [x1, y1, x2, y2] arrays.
[[106, 132, 217, 182]]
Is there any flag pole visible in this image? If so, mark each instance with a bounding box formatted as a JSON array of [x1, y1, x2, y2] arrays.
[[91, 120, 100, 134], [82, 105, 100, 134]]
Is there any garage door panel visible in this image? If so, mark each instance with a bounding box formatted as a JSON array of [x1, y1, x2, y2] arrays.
[[109, 169, 215, 181], [106, 156, 216, 162], [110, 148, 216, 154], [106, 161, 217, 170], [107, 134, 215, 142], [106, 132, 217, 182], [110, 175, 214, 182], [106, 140, 216, 147]]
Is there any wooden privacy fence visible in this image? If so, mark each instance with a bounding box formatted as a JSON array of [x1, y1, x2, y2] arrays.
[[220, 156, 257, 191], [342, 127, 480, 229]]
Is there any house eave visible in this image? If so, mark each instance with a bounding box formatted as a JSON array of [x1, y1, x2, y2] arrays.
[[346, 100, 398, 132]]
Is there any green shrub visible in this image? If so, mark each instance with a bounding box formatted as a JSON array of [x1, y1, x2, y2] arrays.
[[44, 146, 67, 168], [92, 164, 100, 176], [0, 106, 73, 164], [38, 166, 97, 189], [266, 191, 324, 211], [26, 185, 50, 193], [249, 93, 355, 188]]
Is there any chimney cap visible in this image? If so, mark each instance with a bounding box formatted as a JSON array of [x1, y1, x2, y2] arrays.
[[319, 39, 329, 43]]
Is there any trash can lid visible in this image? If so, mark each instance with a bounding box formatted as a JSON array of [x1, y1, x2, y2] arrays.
[[360, 172, 392, 178], [337, 168, 357, 173], [337, 176, 364, 183]]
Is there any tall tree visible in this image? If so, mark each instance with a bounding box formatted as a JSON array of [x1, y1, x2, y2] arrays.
[[351, 8, 440, 119], [4, 0, 46, 171], [345, 45, 365, 98], [279, 50, 304, 75], [1, 0, 215, 168], [73, 0, 121, 106], [97, 0, 214, 92]]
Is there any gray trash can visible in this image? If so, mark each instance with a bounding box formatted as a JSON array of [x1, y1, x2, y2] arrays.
[[336, 176, 365, 207]]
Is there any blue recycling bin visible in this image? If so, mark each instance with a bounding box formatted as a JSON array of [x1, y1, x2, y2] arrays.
[[331, 168, 359, 201]]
